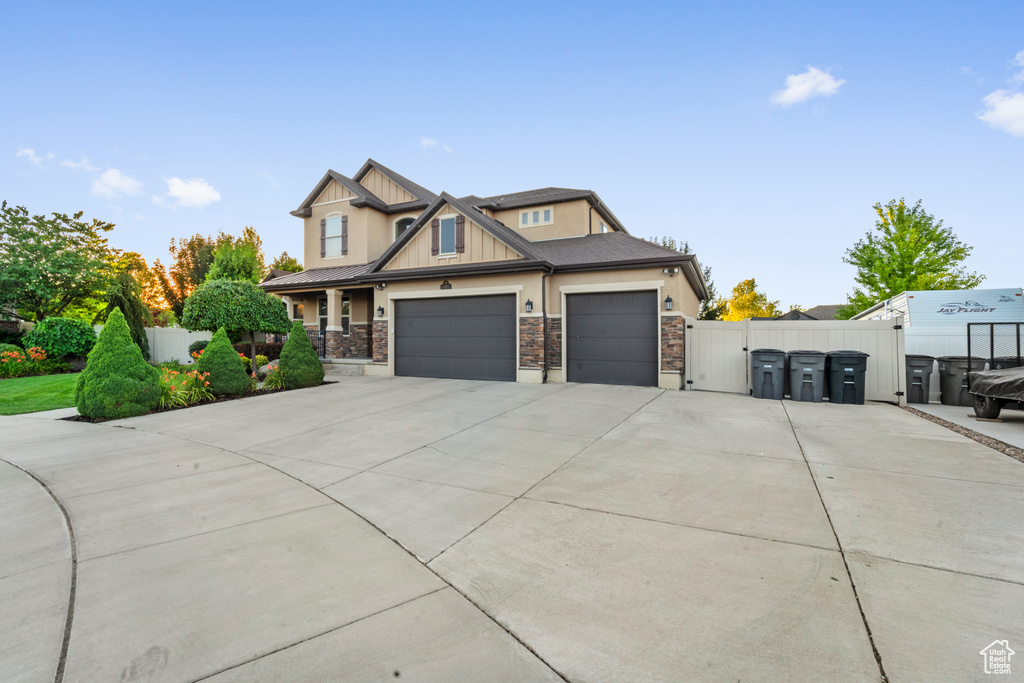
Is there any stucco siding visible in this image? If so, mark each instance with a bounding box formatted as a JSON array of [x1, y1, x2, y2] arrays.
[[491, 199, 594, 241], [548, 267, 699, 318]]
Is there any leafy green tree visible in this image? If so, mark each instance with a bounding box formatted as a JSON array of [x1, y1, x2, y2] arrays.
[[719, 278, 782, 321], [206, 240, 264, 283], [76, 307, 161, 419], [0, 201, 115, 321], [196, 327, 249, 395], [101, 271, 153, 360], [269, 251, 303, 273], [837, 199, 984, 319], [182, 279, 291, 371], [279, 320, 324, 388], [152, 234, 223, 318]]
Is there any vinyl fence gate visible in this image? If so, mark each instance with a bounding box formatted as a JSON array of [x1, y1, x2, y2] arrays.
[[684, 317, 907, 405]]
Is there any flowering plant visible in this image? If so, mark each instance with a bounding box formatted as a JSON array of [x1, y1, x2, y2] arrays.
[[263, 364, 285, 390], [158, 368, 215, 408]]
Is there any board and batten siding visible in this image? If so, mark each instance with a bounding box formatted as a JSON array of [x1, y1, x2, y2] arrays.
[[313, 180, 356, 205], [357, 168, 416, 205], [382, 205, 524, 271]]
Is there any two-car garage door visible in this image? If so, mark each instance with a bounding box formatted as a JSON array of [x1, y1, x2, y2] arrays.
[[393, 291, 658, 386]]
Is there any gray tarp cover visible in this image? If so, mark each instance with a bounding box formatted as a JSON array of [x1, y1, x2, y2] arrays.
[[969, 366, 1024, 402]]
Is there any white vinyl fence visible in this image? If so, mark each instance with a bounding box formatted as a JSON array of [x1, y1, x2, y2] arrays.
[[93, 326, 211, 364], [902, 325, 1022, 402], [685, 318, 907, 405]]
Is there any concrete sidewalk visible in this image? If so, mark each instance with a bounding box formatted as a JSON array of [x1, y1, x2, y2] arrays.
[[2, 377, 1022, 681], [913, 401, 1024, 450]]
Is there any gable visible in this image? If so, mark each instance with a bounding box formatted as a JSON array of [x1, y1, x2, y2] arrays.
[[358, 168, 417, 205], [314, 179, 357, 205], [382, 203, 525, 271]]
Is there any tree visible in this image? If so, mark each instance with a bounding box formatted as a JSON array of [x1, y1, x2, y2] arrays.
[[75, 307, 161, 419], [102, 270, 153, 360], [279, 320, 324, 388], [181, 279, 291, 370], [719, 279, 783, 321], [837, 199, 984, 319], [269, 251, 303, 273], [0, 201, 115, 321], [196, 327, 249, 396], [206, 240, 264, 283]]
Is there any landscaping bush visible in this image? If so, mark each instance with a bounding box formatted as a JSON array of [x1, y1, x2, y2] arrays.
[[25, 317, 97, 359], [278, 320, 323, 389], [232, 342, 284, 361], [0, 343, 22, 356], [75, 308, 161, 419], [196, 327, 249, 396], [0, 346, 72, 379], [188, 339, 209, 357]]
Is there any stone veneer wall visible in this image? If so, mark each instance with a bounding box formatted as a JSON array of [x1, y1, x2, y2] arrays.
[[0, 320, 19, 334], [519, 317, 544, 369], [372, 320, 388, 364], [661, 316, 685, 373], [323, 324, 371, 359], [545, 317, 562, 369]]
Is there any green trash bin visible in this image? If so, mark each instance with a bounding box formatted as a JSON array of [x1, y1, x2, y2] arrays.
[[787, 350, 826, 402], [750, 349, 786, 400], [905, 355, 934, 404], [937, 356, 985, 407], [826, 351, 870, 405]]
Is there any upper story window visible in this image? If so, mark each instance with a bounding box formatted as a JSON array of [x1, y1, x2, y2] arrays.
[[439, 217, 456, 254], [394, 216, 415, 241], [520, 206, 553, 227], [600, 221, 609, 233], [324, 215, 344, 257]]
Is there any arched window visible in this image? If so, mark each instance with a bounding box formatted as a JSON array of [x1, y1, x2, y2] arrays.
[[394, 217, 416, 241]]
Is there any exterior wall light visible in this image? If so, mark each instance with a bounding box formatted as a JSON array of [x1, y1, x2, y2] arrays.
[[440, 280, 452, 290], [525, 299, 533, 313], [376, 306, 385, 318], [664, 296, 673, 311], [374, 282, 387, 290]]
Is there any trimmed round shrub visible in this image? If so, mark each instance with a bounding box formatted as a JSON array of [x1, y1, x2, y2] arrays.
[[279, 320, 323, 389], [197, 327, 249, 396], [25, 317, 97, 359], [188, 339, 209, 357], [75, 308, 161, 419], [0, 343, 22, 356]]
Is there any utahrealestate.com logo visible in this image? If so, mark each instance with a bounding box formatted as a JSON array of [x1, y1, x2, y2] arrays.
[[937, 300, 996, 315], [980, 640, 1013, 675]]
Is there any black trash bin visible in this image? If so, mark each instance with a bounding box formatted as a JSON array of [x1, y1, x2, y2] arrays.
[[787, 350, 826, 402], [990, 356, 1023, 370], [750, 349, 786, 399], [936, 356, 985, 406], [905, 355, 934, 404], [826, 351, 870, 404]]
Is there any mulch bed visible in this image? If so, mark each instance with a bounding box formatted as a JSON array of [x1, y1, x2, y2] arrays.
[[61, 381, 337, 424], [903, 405, 1024, 465]]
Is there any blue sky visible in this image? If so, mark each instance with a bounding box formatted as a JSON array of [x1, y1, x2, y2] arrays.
[[3, 0, 1022, 309]]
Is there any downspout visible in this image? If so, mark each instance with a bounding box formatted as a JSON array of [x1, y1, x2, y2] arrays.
[[542, 266, 553, 382], [588, 206, 593, 235]]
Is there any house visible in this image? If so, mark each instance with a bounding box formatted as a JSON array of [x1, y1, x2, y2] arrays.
[[259, 159, 707, 388]]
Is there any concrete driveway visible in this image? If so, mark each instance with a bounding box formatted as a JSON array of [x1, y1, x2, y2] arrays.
[[2, 377, 1022, 682]]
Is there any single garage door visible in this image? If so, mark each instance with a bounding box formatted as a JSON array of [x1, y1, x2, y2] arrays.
[[394, 295, 516, 381], [566, 291, 658, 387]]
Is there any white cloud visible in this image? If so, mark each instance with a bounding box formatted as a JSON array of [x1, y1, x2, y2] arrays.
[[92, 168, 142, 199], [1012, 50, 1024, 83], [772, 66, 846, 107], [420, 136, 453, 153], [978, 90, 1024, 136], [959, 66, 973, 76], [164, 177, 221, 207], [16, 148, 54, 167], [61, 157, 99, 172]]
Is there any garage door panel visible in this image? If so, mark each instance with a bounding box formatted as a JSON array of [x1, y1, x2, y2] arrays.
[[566, 291, 658, 387], [395, 295, 516, 382]]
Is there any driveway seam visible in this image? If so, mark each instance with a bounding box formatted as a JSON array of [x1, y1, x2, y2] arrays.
[[842, 550, 1024, 588], [781, 402, 889, 683], [0, 456, 78, 683], [62, 462, 254, 500], [803, 458, 1024, 488], [189, 586, 449, 681], [521, 496, 840, 553]]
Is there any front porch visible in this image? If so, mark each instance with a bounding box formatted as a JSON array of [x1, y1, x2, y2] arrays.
[[278, 286, 375, 361]]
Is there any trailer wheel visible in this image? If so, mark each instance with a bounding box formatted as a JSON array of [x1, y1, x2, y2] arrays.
[[973, 394, 1002, 419]]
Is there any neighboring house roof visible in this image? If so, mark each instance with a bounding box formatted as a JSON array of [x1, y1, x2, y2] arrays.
[[353, 158, 438, 203], [803, 304, 842, 320], [773, 309, 818, 321], [261, 268, 296, 283]]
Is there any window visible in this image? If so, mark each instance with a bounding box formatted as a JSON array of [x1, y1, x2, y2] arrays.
[[439, 217, 456, 254], [318, 297, 328, 332], [292, 303, 304, 320], [600, 222, 609, 234], [394, 217, 415, 241], [325, 215, 343, 256], [341, 297, 350, 336], [519, 206, 554, 227]]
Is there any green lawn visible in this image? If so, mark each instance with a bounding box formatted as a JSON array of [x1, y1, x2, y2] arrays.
[[0, 373, 79, 415]]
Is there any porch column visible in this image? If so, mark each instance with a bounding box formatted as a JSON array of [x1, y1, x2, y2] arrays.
[[279, 295, 292, 319], [324, 288, 345, 359]]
